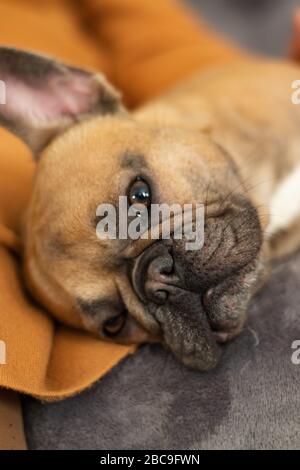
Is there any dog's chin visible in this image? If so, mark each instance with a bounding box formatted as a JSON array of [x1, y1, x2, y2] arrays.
[[148, 290, 222, 370], [147, 265, 258, 370]]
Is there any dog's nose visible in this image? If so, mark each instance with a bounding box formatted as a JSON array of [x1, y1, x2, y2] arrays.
[[132, 243, 180, 304], [144, 254, 176, 304]]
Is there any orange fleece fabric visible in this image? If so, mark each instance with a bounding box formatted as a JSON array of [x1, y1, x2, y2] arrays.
[[0, 0, 241, 400]]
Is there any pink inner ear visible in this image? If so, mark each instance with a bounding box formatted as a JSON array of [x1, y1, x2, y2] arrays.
[[6, 72, 98, 124]]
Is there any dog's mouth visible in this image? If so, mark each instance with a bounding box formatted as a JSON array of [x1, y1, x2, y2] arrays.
[[131, 198, 262, 370]]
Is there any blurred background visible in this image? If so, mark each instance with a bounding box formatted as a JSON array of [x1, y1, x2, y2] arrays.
[[186, 0, 300, 56]]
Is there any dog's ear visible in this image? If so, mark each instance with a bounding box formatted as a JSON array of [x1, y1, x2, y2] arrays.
[[0, 47, 124, 157]]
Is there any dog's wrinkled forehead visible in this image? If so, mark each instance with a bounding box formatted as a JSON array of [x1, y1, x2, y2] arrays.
[[39, 115, 233, 195], [31, 116, 232, 223]]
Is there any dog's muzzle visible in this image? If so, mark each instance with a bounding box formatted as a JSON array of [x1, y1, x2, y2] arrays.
[[131, 197, 263, 370], [132, 242, 221, 370]]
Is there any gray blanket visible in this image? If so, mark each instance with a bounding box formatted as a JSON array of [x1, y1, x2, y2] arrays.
[[22, 0, 300, 450]]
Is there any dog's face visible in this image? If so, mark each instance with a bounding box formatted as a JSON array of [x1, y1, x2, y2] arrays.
[[0, 48, 263, 369]]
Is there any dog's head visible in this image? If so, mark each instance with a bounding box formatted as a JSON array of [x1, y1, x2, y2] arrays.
[[0, 48, 264, 369]]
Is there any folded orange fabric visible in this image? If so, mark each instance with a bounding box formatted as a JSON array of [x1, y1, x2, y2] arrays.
[[0, 0, 242, 400]]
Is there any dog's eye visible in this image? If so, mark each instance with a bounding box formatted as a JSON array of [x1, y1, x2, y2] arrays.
[[128, 178, 151, 207], [103, 312, 126, 337]]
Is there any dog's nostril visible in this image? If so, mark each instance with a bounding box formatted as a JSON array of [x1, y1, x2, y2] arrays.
[[148, 255, 174, 280], [145, 279, 169, 304]]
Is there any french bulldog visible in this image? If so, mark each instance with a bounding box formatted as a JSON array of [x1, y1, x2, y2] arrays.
[[0, 47, 299, 370]]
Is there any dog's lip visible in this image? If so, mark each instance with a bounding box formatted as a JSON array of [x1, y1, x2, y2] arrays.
[[153, 294, 221, 371], [201, 286, 246, 344]]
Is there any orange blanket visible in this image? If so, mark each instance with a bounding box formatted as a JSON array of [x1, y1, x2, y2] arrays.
[[0, 0, 241, 400]]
